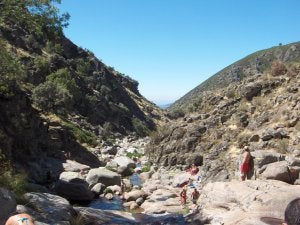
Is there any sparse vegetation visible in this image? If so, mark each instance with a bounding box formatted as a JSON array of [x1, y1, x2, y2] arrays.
[[132, 117, 151, 137], [237, 132, 251, 148], [126, 151, 144, 159], [32, 81, 73, 114], [0, 172, 31, 204], [276, 139, 289, 154], [61, 119, 97, 147], [167, 108, 185, 119], [141, 164, 151, 173], [270, 60, 287, 76], [0, 39, 25, 97]]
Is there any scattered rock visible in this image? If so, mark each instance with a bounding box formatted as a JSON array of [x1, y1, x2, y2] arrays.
[[86, 167, 121, 187]]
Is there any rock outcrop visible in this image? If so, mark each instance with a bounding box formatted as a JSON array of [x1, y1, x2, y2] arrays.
[[191, 180, 300, 225]]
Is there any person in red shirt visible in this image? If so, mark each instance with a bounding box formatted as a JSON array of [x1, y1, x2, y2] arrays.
[[240, 146, 251, 181]]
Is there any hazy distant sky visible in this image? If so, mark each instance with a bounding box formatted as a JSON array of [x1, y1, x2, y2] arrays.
[[57, 0, 300, 105]]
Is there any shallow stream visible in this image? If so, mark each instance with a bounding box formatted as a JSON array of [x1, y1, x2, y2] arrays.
[[87, 173, 186, 224]]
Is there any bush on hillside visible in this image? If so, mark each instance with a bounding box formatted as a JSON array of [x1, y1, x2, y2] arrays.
[[34, 55, 50, 76], [270, 61, 287, 76], [0, 39, 25, 97], [0, 151, 30, 204], [167, 108, 185, 119], [62, 120, 97, 147], [132, 117, 150, 137], [32, 81, 73, 114], [46, 68, 80, 97], [0, 0, 70, 38]]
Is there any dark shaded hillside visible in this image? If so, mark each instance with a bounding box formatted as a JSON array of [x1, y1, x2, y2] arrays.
[[0, 1, 165, 181], [169, 41, 300, 113]]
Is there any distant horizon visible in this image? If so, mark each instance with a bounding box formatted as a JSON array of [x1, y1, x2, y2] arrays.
[[57, 0, 300, 105]]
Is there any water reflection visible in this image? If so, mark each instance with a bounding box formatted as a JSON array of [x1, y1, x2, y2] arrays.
[[130, 172, 142, 186], [89, 196, 124, 211]]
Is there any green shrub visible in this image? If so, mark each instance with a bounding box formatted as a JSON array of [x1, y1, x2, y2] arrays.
[[32, 81, 73, 114], [141, 165, 151, 173], [75, 58, 91, 77], [126, 152, 144, 159], [45, 41, 62, 54], [167, 108, 185, 119], [34, 55, 50, 75], [0, 172, 30, 204], [46, 68, 80, 98], [0, 39, 25, 97], [226, 89, 239, 99], [61, 120, 97, 147], [132, 117, 150, 137]]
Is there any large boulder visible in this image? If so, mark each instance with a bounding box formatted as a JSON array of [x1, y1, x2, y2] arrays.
[[241, 82, 262, 100], [124, 190, 146, 202], [24, 192, 73, 223], [55, 172, 94, 201], [251, 150, 284, 168], [172, 172, 190, 187], [62, 160, 90, 172], [261, 161, 292, 183], [91, 183, 105, 196], [141, 188, 181, 214], [0, 188, 16, 225], [74, 207, 136, 224], [86, 167, 121, 187], [113, 156, 136, 176], [192, 180, 300, 225]]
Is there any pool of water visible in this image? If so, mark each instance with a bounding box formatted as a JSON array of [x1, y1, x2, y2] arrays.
[[88, 196, 124, 211], [134, 213, 186, 225], [87, 172, 187, 224], [130, 172, 142, 186]]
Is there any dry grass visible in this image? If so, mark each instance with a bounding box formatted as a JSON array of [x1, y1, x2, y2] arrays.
[[276, 139, 290, 154], [236, 130, 252, 148]]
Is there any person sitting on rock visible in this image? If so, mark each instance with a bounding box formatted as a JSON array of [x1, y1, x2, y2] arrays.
[[5, 213, 34, 225], [282, 198, 300, 225], [180, 186, 187, 208], [240, 146, 251, 181], [186, 164, 199, 175], [188, 178, 195, 188]]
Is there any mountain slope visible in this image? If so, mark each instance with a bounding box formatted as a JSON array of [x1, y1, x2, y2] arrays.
[[147, 44, 300, 184], [169, 41, 300, 112], [0, 1, 166, 181]]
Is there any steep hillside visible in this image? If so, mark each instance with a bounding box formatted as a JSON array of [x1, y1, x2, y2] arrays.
[[169, 41, 300, 113], [147, 51, 300, 183], [0, 1, 165, 181]]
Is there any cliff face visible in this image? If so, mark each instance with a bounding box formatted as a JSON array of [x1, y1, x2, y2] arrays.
[[147, 47, 300, 183]]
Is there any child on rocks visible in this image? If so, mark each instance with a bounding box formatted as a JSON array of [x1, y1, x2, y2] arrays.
[[180, 186, 187, 208]]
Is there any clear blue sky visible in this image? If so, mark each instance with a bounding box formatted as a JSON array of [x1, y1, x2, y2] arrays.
[[57, 0, 300, 105]]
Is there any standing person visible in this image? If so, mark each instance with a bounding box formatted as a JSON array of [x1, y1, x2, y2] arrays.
[[120, 179, 126, 199], [240, 146, 251, 181], [190, 188, 200, 205], [180, 186, 187, 208]]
